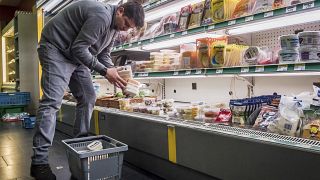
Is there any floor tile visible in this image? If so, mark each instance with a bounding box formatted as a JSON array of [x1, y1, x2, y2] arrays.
[[0, 157, 7, 168], [0, 147, 23, 156], [0, 122, 163, 180]]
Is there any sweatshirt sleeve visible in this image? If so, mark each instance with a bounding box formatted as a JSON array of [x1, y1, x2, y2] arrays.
[[97, 34, 116, 69], [70, 14, 110, 76]]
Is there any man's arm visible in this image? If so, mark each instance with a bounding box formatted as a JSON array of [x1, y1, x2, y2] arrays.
[[70, 15, 109, 76], [97, 37, 116, 68]]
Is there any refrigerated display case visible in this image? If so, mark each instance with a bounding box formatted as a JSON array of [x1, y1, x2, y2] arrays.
[[1, 20, 16, 91]]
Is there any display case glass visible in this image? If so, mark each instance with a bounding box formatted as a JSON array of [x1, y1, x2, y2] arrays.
[[2, 25, 16, 84]]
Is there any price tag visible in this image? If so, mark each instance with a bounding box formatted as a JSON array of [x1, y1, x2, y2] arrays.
[[128, 43, 132, 47], [245, 16, 254, 22], [264, 11, 274, 18], [241, 67, 250, 73], [286, 6, 297, 13], [150, 38, 154, 43], [138, 41, 142, 45], [277, 65, 288, 72], [170, 34, 175, 38], [137, 72, 149, 77], [228, 20, 236, 25], [294, 64, 306, 71], [185, 70, 191, 75], [195, 69, 202, 75], [216, 69, 223, 74], [182, 31, 188, 36], [208, 25, 215, 30], [255, 66, 264, 72], [303, 1, 314, 9], [173, 71, 179, 76]]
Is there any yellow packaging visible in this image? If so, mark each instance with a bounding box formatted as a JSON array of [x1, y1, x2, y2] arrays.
[[211, 0, 240, 22], [224, 44, 248, 67], [302, 120, 320, 141]]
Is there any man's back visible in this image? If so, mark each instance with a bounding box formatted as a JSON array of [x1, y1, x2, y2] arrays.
[[41, 0, 117, 60]]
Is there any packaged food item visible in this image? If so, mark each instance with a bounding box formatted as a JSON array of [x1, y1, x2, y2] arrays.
[[142, 14, 178, 40], [272, 0, 286, 9], [163, 13, 178, 35], [180, 43, 198, 69], [302, 119, 320, 140], [211, 45, 226, 66], [298, 31, 320, 48], [133, 61, 154, 72], [252, 0, 272, 14], [224, 44, 248, 67], [232, 0, 255, 18], [188, 2, 205, 29], [196, 37, 228, 68], [191, 103, 200, 120], [178, 5, 192, 31], [268, 96, 303, 136], [253, 106, 279, 131], [215, 109, 232, 124], [202, 0, 214, 25], [211, 0, 226, 22], [118, 66, 133, 81], [176, 106, 193, 120], [230, 101, 246, 126], [279, 49, 299, 64], [244, 46, 273, 65], [280, 34, 300, 50], [124, 79, 141, 97], [299, 47, 320, 62]]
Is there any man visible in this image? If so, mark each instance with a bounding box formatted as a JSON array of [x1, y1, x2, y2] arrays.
[[30, 1, 145, 179]]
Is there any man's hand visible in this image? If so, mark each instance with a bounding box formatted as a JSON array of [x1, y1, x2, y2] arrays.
[[104, 68, 127, 89]]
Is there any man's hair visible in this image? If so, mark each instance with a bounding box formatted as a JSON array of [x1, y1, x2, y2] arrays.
[[119, 2, 145, 28]]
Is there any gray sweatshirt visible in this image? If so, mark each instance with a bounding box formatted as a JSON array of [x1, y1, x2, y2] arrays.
[[40, 0, 118, 76]]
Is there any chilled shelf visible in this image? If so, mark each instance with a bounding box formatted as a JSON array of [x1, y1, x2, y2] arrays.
[[112, 0, 320, 52], [133, 63, 320, 79]]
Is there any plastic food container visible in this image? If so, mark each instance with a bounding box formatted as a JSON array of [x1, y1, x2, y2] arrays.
[[279, 34, 299, 50], [278, 49, 300, 63], [298, 31, 320, 47], [299, 47, 320, 62]]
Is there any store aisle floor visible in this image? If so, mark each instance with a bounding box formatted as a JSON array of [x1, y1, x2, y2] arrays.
[[0, 121, 163, 180]]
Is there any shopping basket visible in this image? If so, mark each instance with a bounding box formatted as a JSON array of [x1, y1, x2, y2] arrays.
[[62, 135, 128, 180]]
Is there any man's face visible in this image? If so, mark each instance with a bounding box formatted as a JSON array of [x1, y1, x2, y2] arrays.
[[115, 7, 136, 31]]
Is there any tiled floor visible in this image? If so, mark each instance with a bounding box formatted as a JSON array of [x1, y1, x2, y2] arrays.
[[0, 121, 163, 180]]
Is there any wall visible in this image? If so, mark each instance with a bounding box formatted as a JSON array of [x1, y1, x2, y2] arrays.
[[164, 76, 320, 105], [17, 0, 34, 11]]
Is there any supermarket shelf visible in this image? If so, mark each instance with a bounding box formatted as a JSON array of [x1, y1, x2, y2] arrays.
[[133, 63, 320, 79], [112, 0, 320, 52], [90, 105, 320, 154]]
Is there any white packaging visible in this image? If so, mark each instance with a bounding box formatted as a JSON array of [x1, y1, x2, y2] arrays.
[[299, 47, 320, 62], [278, 49, 299, 63], [279, 34, 299, 50], [298, 31, 320, 47]]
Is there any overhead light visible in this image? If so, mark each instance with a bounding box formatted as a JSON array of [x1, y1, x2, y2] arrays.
[[51, 0, 72, 14], [145, 0, 203, 22], [141, 32, 224, 50], [227, 8, 320, 35], [2, 37, 6, 82], [43, 0, 63, 12]]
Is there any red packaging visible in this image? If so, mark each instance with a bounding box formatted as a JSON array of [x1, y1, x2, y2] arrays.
[[215, 109, 232, 124]]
